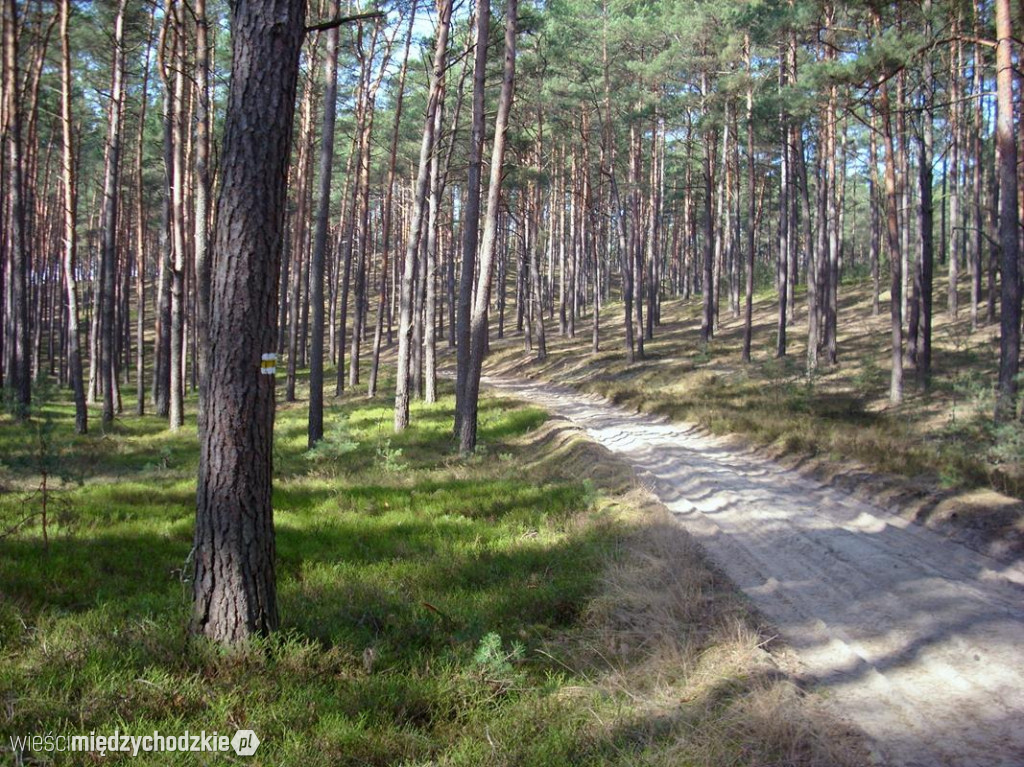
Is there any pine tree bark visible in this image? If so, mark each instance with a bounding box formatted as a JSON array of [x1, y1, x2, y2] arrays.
[[878, 55, 904, 405], [368, 3, 416, 398], [395, 0, 451, 431], [915, 0, 934, 387], [58, 0, 85, 432], [457, 0, 517, 453], [2, 0, 31, 415], [168, 1, 187, 429], [308, 1, 341, 447], [194, 0, 212, 422], [994, 0, 1020, 420], [742, 34, 755, 364], [98, 0, 128, 425], [699, 67, 714, 346], [191, 0, 305, 645], [948, 11, 962, 318], [776, 37, 789, 357], [153, 18, 173, 418], [134, 10, 156, 417], [454, 0, 490, 437]]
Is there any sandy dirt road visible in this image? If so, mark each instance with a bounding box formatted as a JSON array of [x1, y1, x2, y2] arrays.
[[484, 375, 1024, 767]]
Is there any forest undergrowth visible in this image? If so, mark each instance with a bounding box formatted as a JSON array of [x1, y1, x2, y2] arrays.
[[0, 380, 863, 765]]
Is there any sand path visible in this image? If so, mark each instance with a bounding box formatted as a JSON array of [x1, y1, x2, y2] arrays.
[[484, 375, 1024, 767]]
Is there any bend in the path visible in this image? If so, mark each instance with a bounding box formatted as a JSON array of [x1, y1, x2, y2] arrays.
[[483, 375, 1024, 767]]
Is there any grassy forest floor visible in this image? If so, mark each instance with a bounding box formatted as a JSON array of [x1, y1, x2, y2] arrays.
[[0, 380, 865, 765], [487, 278, 1024, 562]]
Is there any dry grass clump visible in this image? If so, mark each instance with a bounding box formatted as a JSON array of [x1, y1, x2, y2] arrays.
[[567, 493, 869, 767]]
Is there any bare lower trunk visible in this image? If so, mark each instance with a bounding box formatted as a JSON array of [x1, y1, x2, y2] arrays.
[[879, 63, 903, 405], [395, 0, 451, 431], [191, 0, 306, 645], [994, 0, 1020, 420], [99, 0, 128, 425], [368, 4, 416, 398], [307, 4, 341, 447], [915, 0, 934, 388], [458, 0, 518, 454], [454, 0, 490, 438]]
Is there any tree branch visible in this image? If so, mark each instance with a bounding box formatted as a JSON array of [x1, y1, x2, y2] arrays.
[[305, 10, 385, 34]]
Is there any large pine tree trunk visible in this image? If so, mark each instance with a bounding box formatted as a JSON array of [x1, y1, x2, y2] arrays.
[[191, 0, 305, 645]]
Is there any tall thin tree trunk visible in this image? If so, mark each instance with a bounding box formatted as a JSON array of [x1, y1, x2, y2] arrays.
[[99, 0, 128, 425], [742, 34, 756, 363], [153, 61, 173, 417], [994, 0, 1020, 420], [168, 1, 187, 429], [776, 37, 789, 357], [948, 12, 962, 318], [869, 111, 881, 317], [454, 0, 490, 438], [2, 0, 31, 415], [308, 2, 341, 447], [424, 98, 444, 403], [286, 72, 317, 402], [395, 0, 451, 431], [879, 56, 904, 405], [58, 0, 85, 432], [915, 0, 934, 387], [194, 0, 212, 423], [368, 3, 416, 398], [699, 69, 714, 346], [458, 0, 518, 454], [134, 10, 155, 416], [970, 5, 983, 330]]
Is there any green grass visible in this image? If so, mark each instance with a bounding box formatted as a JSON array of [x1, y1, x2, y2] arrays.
[[0, 379, 861, 766]]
